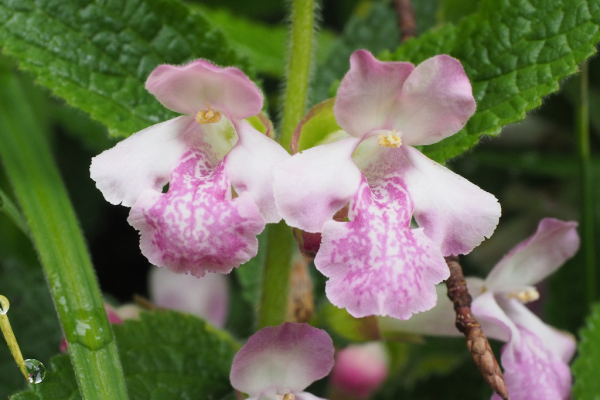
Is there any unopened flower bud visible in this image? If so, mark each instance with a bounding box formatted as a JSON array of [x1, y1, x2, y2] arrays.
[[331, 343, 388, 399]]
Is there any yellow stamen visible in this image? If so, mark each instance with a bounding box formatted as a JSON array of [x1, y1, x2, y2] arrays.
[[281, 394, 295, 400], [377, 130, 402, 148], [195, 103, 222, 124], [507, 288, 540, 303]]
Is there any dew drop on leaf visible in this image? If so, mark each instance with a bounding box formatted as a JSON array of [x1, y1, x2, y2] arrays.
[[24, 359, 45, 384]]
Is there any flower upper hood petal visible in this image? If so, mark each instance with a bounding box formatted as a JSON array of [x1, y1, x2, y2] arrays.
[[230, 323, 334, 397], [334, 50, 476, 145], [334, 50, 414, 139], [485, 218, 580, 291], [146, 59, 263, 118]]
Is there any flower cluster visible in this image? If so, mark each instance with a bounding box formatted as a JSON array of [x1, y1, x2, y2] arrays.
[[91, 50, 577, 400]]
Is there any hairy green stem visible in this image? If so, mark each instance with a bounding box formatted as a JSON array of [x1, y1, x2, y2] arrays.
[[577, 61, 597, 304], [258, 222, 295, 328], [279, 0, 316, 151], [256, 0, 317, 328], [0, 70, 128, 399]]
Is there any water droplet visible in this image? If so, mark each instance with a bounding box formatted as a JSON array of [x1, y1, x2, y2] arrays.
[[24, 359, 45, 384], [0, 295, 9, 315]]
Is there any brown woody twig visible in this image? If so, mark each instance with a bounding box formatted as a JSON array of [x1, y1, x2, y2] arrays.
[[445, 255, 510, 400], [393, 0, 417, 42]]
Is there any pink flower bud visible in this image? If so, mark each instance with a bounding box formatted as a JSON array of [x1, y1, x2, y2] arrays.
[[331, 342, 388, 398]]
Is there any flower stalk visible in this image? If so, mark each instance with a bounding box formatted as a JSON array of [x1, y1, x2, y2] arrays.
[[393, 0, 417, 42], [0, 70, 128, 399], [279, 0, 316, 152], [258, 0, 317, 328], [258, 221, 295, 328], [445, 256, 509, 400]]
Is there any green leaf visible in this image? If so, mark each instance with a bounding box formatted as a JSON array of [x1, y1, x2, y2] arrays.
[[295, 98, 343, 152], [0, 187, 28, 235], [0, 260, 62, 399], [0, 67, 128, 398], [382, 0, 600, 162], [413, 0, 441, 34], [0, 0, 250, 137], [439, 0, 482, 24], [572, 301, 600, 399], [10, 311, 241, 400]]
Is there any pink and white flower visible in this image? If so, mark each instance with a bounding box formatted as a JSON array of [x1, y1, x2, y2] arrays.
[[148, 265, 229, 327], [230, 322, 335, 400], [379, 218, 580, 400], [273, 50, 500, 319], [91, 60, 289, 277]]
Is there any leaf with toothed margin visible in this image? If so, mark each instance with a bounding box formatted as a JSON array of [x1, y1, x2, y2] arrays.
[[0, 0, 251, 138], [9, 311, 241, 400], [379, 0, 600, 163], [572, 301, 600, 399]]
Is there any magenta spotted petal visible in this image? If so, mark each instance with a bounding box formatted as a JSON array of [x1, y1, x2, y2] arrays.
[[315, 177, 448, 319], [230, 323, 334, 400], [477, 297, 575, 400], [492, 329, 571, 400], [128, 150, 265, 277]]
